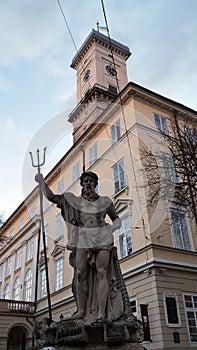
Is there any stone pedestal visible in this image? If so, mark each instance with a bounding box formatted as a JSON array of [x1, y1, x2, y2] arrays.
[[57, 344, 144, 350], [53, 320, 144, 350]]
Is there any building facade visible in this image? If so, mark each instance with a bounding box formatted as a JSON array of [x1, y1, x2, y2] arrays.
[[0, 29, 197, 350]]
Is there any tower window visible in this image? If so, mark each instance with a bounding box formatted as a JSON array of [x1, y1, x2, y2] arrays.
[[108, 84, 117, 94]]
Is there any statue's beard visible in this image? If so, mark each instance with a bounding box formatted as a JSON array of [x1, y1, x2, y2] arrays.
[[82, 187, 99, 201]]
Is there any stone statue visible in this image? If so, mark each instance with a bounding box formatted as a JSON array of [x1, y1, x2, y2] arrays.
[[36, 171, 122, 323], [35, 171, 143, 347]]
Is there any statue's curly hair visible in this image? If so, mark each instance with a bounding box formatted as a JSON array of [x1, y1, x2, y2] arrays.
[[80, 171, 98, 187]]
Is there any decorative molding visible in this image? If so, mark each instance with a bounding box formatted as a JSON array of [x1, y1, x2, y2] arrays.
[[51, 244, 65, 257]]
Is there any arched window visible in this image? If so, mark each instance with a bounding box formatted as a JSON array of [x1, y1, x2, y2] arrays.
[[5, 284, 10, 299], [25, 269, 33, 301], [14, 276, 21, 300]]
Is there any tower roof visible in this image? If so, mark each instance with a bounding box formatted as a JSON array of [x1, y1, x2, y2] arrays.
[[71, 28, 131, 69]]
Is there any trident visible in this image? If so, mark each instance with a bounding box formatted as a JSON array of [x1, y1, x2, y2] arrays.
[[29, 148, 52, 320]]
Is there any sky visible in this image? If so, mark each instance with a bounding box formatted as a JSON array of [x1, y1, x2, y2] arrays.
[[0, 0, 197, 220]]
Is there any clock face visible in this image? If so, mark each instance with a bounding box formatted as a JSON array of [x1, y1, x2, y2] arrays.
[[83, 69, 90, 82], [106, 64, 117, 77]]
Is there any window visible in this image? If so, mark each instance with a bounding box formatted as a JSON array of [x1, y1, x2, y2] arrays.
[[73, 161, 80, 182], [171, 210, 192, 250], [6, 257, 12, 277], [27, 238, 34, 261], [108, 84, 117, 94], [160, 153, 180, 184], [58, 178, 64, 194], [154, 113, 169, 134], [1, 237, 7, 247], [40, 269, 46, 298], [10, 228, 14, 239], [16, 247, 22, 269], [30, 207, 35, 219], [0, 265, 3, 283], [118, 215, 132, 258], [55, 257, 63, 291], [111, 119, 121, 144], [112, 158, 126, 193], [184, 294, 197, 343], [130, 298, 137, 317], [25, 269, 33, 301], [164, 292, 181, 327], [89, 142, 98, 166], [19, 218, 25, 230], [44, 198, 50, 210], [41, 225, 48, 250], [55, 213, 64, 239], [5, 284, 10, 299], [14, 277, 21, 300]]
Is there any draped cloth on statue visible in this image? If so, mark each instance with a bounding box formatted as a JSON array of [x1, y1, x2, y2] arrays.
[[54, 192, 124, 323]]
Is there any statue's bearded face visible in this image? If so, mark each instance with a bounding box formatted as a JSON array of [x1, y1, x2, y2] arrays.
[[81, 175, 96, 192]]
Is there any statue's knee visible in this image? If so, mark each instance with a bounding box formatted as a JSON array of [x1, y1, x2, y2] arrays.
[[77, 269, 87, 281], [97, 267, 107, 278]]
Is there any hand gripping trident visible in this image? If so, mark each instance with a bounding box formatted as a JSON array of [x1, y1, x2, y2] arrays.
[[29, 148, 52, 320]]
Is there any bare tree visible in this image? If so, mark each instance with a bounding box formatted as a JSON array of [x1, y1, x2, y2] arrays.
[[141, 111, 197, 227]]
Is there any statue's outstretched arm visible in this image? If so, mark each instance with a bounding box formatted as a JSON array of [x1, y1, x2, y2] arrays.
[[35, 173, 60, 204]]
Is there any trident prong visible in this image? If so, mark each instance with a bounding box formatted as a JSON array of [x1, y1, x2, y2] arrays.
[[29, 147, 47, 173]]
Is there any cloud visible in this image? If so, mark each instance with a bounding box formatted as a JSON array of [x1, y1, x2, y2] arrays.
[[0, 117, 32, 218], [0, 1, 63, 66]]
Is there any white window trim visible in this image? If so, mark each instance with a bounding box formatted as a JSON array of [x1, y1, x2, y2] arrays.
[[163, 291, 181, 328], [130, 297, 138, 318], [55, 256, 63, 292], [73, 161, 80, 182], [112, 158, 126, 194], [183, 293, 197, 343], [111, 119, 121, 145], [118, 213, 132, 259], [89, 142, 98, 167], [168, 206, 193, 251]]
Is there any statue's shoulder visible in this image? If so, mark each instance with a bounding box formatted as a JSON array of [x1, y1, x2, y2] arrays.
[[99, 195, 113, 206], [63, 192, 78, 205]]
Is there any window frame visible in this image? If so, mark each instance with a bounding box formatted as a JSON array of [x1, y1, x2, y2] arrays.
[[183, 293, 197, 343], [164, 291, 181, 328], [27, 238, 34, 261], [112, 158, 126, 194], [154, 113, 169, 135], [73, 161, 80, 182], [6, 257, 12, 277], [25, 269, 33, 301], [19, 218, 25, 230], [55, 213, 64, 239], [55, 257, 63, 291], [118, 214, 132, 259], [5, 284, 10, 299], [170, 208, 192, 251], [16, 247, 23, 270], [89, 142, 98, 167], [58, 178, 64, 194], [40, 268, 47, 299], [111, 119, 121, 145]]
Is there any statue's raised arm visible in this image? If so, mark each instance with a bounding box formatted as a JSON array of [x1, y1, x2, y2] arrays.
[[35, 173, 61, 204]]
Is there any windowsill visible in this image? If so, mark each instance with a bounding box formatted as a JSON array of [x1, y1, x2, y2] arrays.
[[15, 267, 22, 273], [112, 186, 129, 198], [40, 247, 48, 253], [54, 234, 64, 243], [26, 258, 33, 265], [5, 274, 11, 280]]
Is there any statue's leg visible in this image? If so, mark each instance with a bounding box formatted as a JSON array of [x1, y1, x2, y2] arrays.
[[95, 250, 110, 321], [72, 249, 88, 319]]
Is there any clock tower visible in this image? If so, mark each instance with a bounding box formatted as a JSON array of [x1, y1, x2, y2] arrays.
[[69, 28, 131, 143]]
